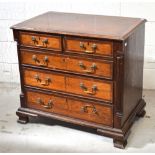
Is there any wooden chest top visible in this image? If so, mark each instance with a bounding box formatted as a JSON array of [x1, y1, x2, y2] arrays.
[[11, 11, 146, 40]]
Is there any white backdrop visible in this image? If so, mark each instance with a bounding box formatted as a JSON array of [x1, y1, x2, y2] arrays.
[[0, 0, 155, 89]]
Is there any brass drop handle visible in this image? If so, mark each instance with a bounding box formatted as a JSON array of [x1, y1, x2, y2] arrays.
[[34, 74, 51, 86], [80, 83, 97, 95], [34, 74, 40, 81], [79, 61, 97, 73], [32, 55, 48, 66], [40, 77, 51, 86], [36, 98, 53, 109], [31, 36, 37, 42], [79, 42, 97, 54], [79, 42, 85, 49], [91, 44, 97, 50], [37, 98, 43, 104], [81, 105, 98, 114], [42, 38, 48, 44], [36, 38, 48, 47], [31, 36, 41, 46], [43, 100, 53, 109], [31, 36, 48, 47], [44, 56, 48, 62]]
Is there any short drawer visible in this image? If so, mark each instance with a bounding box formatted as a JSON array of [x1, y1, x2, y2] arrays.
[[19, 32, 61, 50], [26, 90, 68, 112], [21, 50, 66, 70], [23, 68, 65, 91], [26, 90, 113, 126], [67, 98, 113, 126], [66, 76, 113, 102], [21, 50, 113, 79], [65, 37, 113, 57]]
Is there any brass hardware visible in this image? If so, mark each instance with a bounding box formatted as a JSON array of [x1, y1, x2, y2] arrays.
[[44, 56, 48, 62], [43, 100, 53, 109], [31, 36, 36, 42], [32, 55, 48, 66], [31, 36, 48, 47], [35, 44, 43, 47], [31, 36, 41, 46], [79, 62, 97, 73], [79, 42, 96, 54], [34, 74, 40, 81], [42, 38, 48, 44], [91, 43, 97, 50], [34, 74, 51, 86], [40, 77, 51, 86], [79, 42, 85, 49], [37, 98, 43, 105], [79, 61, 85, 68], [32, 55, 37, 61], [92, 85, 97, 92], [36, 98, 53, 109], [80, 83, 97, 95], [91, 63, 97, 69], [84, 50, 94, 54], [80, 83, 87, 91], [81, 105, 98, 114]]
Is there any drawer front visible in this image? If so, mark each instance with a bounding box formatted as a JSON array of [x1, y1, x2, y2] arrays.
[[26, 90, 68, 113], [20, 32, 61, 50], [21, 50, 113, 79], [23, 69, 65, 91], [23, 68, 113, 102], [65, 37, 113, 56], [21, 50, 66, 70], [67, 99, 113, 126], [26, 90, 113, 126], [66, 77, 113, 102], [66, 57, 113, 79]]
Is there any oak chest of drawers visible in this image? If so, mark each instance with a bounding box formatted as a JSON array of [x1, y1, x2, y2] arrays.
[[11, 11, 146, 149]]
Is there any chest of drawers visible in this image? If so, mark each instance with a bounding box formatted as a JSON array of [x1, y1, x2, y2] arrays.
[[11, 12, 146, 149]]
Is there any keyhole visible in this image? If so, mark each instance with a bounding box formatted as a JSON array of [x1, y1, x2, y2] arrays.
[[87, 42, 89, 46]]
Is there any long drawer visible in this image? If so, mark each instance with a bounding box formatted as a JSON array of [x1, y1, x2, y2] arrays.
[[21, 49, 113, 79], [23, 68, 113, 102], [26, 89, 113, 126]]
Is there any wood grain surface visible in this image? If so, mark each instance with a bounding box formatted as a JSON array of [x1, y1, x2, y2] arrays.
[[20, 32, 61, 50], [21, 49, 113, 79], [65, 37, 113, 56], [11, 11, 146, 40], [26, 90, 113, 126]]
